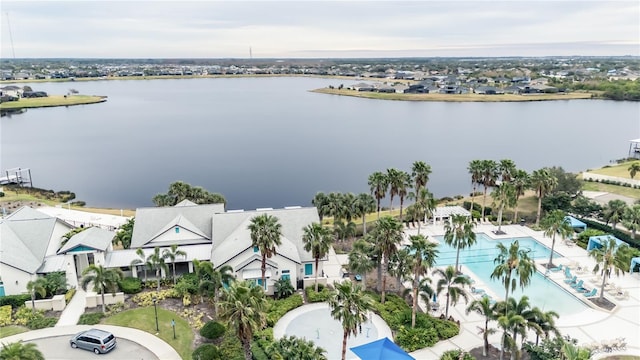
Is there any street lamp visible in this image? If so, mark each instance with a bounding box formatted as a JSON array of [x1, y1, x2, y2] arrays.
[[153, 297, 159, 333]]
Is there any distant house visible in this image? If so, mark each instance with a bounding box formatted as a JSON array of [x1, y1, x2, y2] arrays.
[[405, 84, 425, 94], [350, 82, 375, 92], [475, 86, 504, 95], [22, 91, 48, 98], [0, 85, 23, 98], [393, 84, 409, 93], [376, 85, 395, 93]]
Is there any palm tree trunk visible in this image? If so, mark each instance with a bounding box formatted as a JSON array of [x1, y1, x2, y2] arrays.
[[600, 268, 607, 301], [389, 195, 394, 214], [342, 330, 348, 360], [417, 219, 422, 235], [362, 215, 367, 235], [157, 269, 161, 292], [511, 332, 517, 360], [212, 289, 218, 318], [411, 276, 418, 328], [315, 257, 319, 292], [172, 263, 177, 285], [498, 204, 504, 231], [101, 289, 106, 313], [381, 258, 388, 304], [455, 248, 461, 274], [482, 185, 488, 221], [261, 254, 267, 291], [377, 262, 382, 292], [535, 190, 543, 226], [377, 199, 381, 220], [470, 183, 476, 216], [484, 320, 489, 357], [513, 195, 520, 223], [445, 292, 450, 318], [548, 234, 556, 268], [399, 197, 404, 222], [242, 337, 252, 360], [31, 292, 36, 313], [500, 332, 506, 360]]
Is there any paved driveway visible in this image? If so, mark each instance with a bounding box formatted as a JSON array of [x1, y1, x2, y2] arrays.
[[26, 336, 158, 360]]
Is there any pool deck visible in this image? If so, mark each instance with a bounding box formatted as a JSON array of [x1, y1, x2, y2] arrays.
[[325, 223, 640, 358]]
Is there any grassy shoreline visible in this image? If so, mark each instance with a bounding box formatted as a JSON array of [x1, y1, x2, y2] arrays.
[[0, 95, 107, 110], [311, 88, 594, 102]]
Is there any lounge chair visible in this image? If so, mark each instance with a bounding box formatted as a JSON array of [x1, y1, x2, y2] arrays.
[[564, 276, 577, 284], [471, 287, 485, 294], [583, 288, 597, 297], [615, 291, 629, 300], [354, 274, 362, 281], [564, 268, 573, 279], [571, 280, 584, 289]]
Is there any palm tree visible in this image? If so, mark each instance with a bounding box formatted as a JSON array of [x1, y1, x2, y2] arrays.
[[409, 187, 435, 234], [541, 210, 573, 268], [408, 234, 438, 327], [147, 247, 168, 292], [112, 217, 134, 249], [444, 214, 476, 273], [131, 248, 148, 283], [589, 236, 631, 301], [312, 192, 329, 222], [348, 238, 374, 289], [411, 160, 432, 196], [0, 341, 45, 360], [490, 240, 535, 315], [328, 281, 373, 360], [497, 310, 526, 360], [248, 213, 282, 290], [531, 308, 560, 345], [340, 192, 357, 224], [334, 221, 356, 242], [480, 160, 499, 221], [498, 159, 517, 183], [562, 342, 592, 360], [324, 192, 345, 225], [386, 168, 403, 213], [466, 296, 498, 357], [266, 335, 327, 360], [374, 216, 404, 304], [500, 296, 541, 360], [302, 223, 334, 292], [388, 248, 413, 294], [80, 264, 124, 313], [163, 244, 187, 285], [354, 193, 376, 235], [491, 182, 516, 232], [628, 162, 640, 179], [26, 278, 47, 313], [396, 170, 412, 222], [368, 171, 388, 220], [219, 280, 268, 360], [604, 199, 627, 229], [415, 277, 435, 313], [511, 170, 530, 223], [434, 265, 471, 318], [622, 204, 640, 239], [531, 168, 558, 226], [468, 160, 484, 218]]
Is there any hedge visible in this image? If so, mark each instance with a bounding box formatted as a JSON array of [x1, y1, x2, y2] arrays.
[[0, 294, 31, 309], [200, 321, 226, 340], [305, 285, 331, 303], [577, 217, 640, 249], [78, 312, 105, 325], [118, 277, 142, 294], [192, 344, 222, 360], [266, 294, 303, 326]]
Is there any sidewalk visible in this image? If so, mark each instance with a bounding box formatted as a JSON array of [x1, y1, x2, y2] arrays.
[[56, 288, 86, 327]]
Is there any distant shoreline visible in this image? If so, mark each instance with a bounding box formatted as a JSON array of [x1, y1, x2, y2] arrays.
[[0, 95, 107, 111]]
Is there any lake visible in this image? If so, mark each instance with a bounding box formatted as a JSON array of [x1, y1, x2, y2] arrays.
[[1, 77, 639, 210]]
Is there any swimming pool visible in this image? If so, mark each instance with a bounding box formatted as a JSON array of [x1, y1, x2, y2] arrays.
[[432, 233, 588, 315]]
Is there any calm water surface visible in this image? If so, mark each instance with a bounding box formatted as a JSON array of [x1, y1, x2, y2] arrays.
[[1, 77, 638, 210]]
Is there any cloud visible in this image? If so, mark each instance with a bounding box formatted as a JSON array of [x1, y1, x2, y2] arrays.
[[1, 0, 638, 58]]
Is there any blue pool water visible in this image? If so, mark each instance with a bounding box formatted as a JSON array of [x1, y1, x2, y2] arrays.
[[432, 233, 587, 315]]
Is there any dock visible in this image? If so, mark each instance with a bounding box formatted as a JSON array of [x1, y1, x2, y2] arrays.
[[0, 168, 33, 187]]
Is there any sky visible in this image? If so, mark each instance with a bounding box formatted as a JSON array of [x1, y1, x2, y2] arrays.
[[1, 0, 639, 59]]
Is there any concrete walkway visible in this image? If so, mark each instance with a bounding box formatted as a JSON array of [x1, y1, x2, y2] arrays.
[[56, 288, 86, 327], [1, 325, 181, 360]]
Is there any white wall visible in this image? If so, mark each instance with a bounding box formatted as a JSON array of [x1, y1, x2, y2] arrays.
[[223, 248, 300, 292], [0, 264, 34, 295], [149, 227, 207, 244], [45, 221, 74, 258]]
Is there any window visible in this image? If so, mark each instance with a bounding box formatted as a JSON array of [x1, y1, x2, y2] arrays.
[[253, 246, 259, 253], [304, 264, 313, 276], [175, 227, 180, 234], [281, 270, 290, 280]]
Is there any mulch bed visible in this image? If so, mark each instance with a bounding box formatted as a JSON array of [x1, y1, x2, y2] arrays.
[[589, 297, 616, 311]]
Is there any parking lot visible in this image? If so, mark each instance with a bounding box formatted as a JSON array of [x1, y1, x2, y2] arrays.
[[26, 336, 159, 360]]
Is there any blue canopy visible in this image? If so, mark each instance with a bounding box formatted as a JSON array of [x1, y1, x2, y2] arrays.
[[564, 216, 587, 231], [587, 235, 624, 251], [350, 337, 415, 360], [631, 257, 640, 273]]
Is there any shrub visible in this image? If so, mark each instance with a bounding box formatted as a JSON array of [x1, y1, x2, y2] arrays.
[[0, 294, 31, 309], [131, 289, 178, 306], [200, 321, 226, 340], [12, 307, 41, 326], [0, 305, 12, 326], [396, 326, 439, 351], [433, 319, 460, 339], [0, 191, 4, 197], [118, 277, 142, 294], [26, 316, 57, 330], [65, 288, 76, 304], [192, 344, 222, 360], [441, 349, 475, 360], [174, 273, 199, 296], [251, 342, 269, 360], [305, 285, 331, 303], [78, 312, 104, 325], [266, 294, 303, 326]]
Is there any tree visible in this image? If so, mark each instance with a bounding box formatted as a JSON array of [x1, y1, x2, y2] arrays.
[[248, 214, 282, 291], [163, 244, 187, 285], [589, 236, 631, 301], [468, 160, 484, 219], [480, 160, 499, 221], [374, 216, 403, 304], [0, 341, 45, 360], [219, 280, 268, 360], [354, 193, 376, 235], [302, 223, 334, 292], [547, 166, 581, 196], [541, 210, 573, 268], [497, 309, 526, 360], [80, 264, 124, 313], [407, 234, 438, 328], [112, 217, 134, 249], [386, 168, 403, 213], [312, 192, 329, 222], [266, 335, 327, 360], [409, 187, 435, 235], [193, 259, 234, 316], [273, 278, 295, 300], [152, 181, 226, 207], [411, 160, 432, 196], [490, 240, 535, 315], [603, 199, 627, 229], [499, 296, 541, 360], [42, 271, 67, 297], [147, 247, 169, 292], [531, 168, 558, 226], [388, 248, 413, 294], [572, 196, 601, 218], [531, 308, 560, 346], [434, 265, 471, 318], [368, 171, 388, 220], [628, 162, 640, 179], [491, 182, 516, 232], [466, 296, 498, 357], [511, 170, 530, 223], [622, 204, 640, 239], [498, 159, 517, 183], [26, 278, 47, 313], [561, 342, 592, 360], [324, 192, 346, 225], [328, 281, 373, 360], [444, 214, 476, 273], [348, 238, 374, 289], [334, 221, 356, 242], [396, 170, 412, 222]]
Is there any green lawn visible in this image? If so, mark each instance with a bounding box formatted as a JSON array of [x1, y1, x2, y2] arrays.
[[582, 181, 640, 199], [587, 161, 639, 179], [0, 95, 106, 109], [0, 325, 29, 338], [103, 307, 193, 360]]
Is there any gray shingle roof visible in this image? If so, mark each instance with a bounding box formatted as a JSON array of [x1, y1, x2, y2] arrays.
[[57, 227, 115, 254], [130, 203, 224, 248], [104, 244, 212, 268]]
